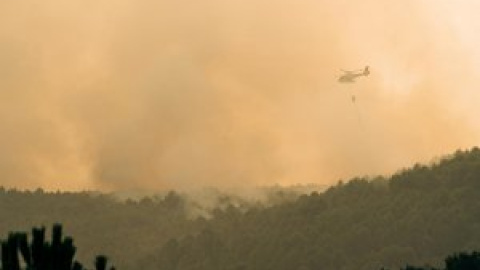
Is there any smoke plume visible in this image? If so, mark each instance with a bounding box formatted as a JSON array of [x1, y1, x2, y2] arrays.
[[0, 0, 479, 191]]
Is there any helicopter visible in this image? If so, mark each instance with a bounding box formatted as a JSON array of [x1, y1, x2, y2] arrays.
[[338, 66, 370, 83]]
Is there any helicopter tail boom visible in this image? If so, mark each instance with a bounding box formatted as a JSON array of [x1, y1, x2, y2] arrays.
[[363, 66, 370, 76]]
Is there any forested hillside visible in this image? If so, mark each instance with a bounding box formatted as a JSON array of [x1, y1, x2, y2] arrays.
[[149, 148, 480, 270], [1, 148, 480, 270], [0, 185, 308, 269], [0, 190, 203, 269]]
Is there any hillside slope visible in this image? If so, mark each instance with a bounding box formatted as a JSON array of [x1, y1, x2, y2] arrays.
[[0, 185, 309, 269], [150, 148, 480, 270]]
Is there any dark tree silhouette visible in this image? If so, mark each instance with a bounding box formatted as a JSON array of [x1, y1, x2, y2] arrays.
[[445, 252, 480, 270], [0, 224, 114, 270], [384, 251, 480, 270]]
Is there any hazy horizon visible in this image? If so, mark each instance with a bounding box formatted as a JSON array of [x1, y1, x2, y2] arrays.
[[1, 0, 479, 192]]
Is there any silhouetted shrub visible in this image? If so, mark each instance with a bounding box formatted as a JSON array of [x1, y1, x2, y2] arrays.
[[0, 224, 114, 270]]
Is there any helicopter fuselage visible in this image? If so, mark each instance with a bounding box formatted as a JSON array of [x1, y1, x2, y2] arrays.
[[338, 73, 364, 83]]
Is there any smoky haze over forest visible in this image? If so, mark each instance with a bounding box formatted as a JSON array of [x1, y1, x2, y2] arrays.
[[0, 0, 479, 191]]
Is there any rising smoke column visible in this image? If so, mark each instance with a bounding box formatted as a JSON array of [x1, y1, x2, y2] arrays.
[[0, 0, 479, 191]]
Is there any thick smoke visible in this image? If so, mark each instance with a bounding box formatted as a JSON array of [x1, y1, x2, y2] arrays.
[[0, 0, 479, 191]]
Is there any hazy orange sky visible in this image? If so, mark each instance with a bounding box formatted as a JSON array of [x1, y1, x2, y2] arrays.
[[0, 0, 479, 191]]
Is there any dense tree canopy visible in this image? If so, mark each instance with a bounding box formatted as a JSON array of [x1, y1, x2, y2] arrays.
[[0, 190, 203, 269], [1, 147, 480, 270], [150, 147, 480, 270]]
